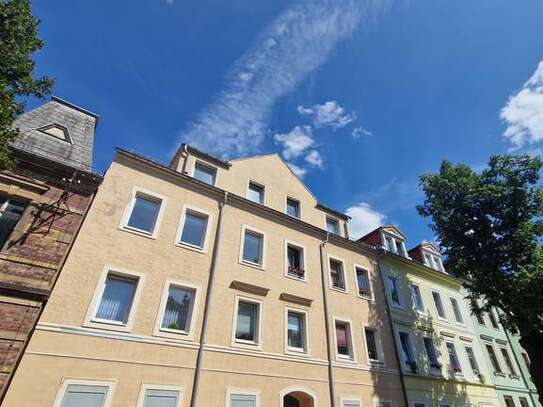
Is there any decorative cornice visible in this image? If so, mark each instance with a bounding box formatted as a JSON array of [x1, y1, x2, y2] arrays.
[[229, 280, 269, 297], [279, 293, 313, 307]]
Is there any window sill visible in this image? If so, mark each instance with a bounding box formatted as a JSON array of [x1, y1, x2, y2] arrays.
[[232, 340, 263, 351], [153, 330, 195, 342], [357, 294, 374, 302], [83, 319, 133, 333], [335, 356, 357, 364], [239, 260, 265, 271], [285, 274, 308, 283], [494, 372, 506, 378], [175, 241, 207, 254], [330, 286, 348, 294], [119, 226, 157, 240], [286, 348, 310, 358]]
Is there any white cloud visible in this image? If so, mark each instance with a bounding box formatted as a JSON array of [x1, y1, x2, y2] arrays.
[[304, 150, 323, 168], [274, 125, 315, 160], [345, 202, 387, 240], [297, 100, 356, 129], [501, 60, 543, 149], [288, 163, 308, 179], [180, 0, 389, 157], [352, 126, 373, 139]]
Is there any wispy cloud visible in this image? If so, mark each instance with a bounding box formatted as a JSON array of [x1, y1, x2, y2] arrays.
[[274, 125, 315, 160], [345, 202, 387, 239], [304, 149, 324, 168], [288, 163, 308, 178], [181, 0, 389, 157], [352, 126, 373, 139], [501, 60, 543, 150], [297, 100, 356, 129]]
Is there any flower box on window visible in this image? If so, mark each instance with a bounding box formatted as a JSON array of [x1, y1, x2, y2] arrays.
[[288, 267, 305, 279], [359, 288, 371, 297]]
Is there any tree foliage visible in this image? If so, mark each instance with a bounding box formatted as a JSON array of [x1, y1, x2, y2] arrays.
[[0, 0, 53, 169], [418, 155, 543, 336]]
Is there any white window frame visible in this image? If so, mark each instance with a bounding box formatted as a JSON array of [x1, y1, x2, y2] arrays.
[[375, 400, 394, 407], [239, 225, 266, 270], [363, 324, 384, 364], [175, 204, 213, 253], [410, 282, 426, 314], [333, 317, 356, 362], [52, 379, 116, 407], [354, 264, 373, 300], [431, 290, 447, 321], [136, 384, 185, 407], [397, 330, 416, 371], [423, 336, 442, 374], [412, 400, 428, 407], [328, 255, 348, 293], [153, 279, 199, 340], [285, 196, 301, 219], [246, 179, 266, 205], [484, 342, 504, 375], [341, 397, 362, 407], [231, 295, 263, 350], [325, 215, 341, 235], [284, 240, 307, 282], [225, 388, 260, 407], [119, 186, 167, 239], [464, 345, 480, 375], [84, 265, 145, 332], [192, 160, 218, 186], [387, 275, 403, 309], [498, 346, 518, 376], [284, 306, 310, 356], [445, 341, 463, 375], [450, 297, 465, 326]]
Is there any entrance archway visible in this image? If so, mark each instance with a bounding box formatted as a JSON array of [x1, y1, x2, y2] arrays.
[[281, 389, 315, 407]]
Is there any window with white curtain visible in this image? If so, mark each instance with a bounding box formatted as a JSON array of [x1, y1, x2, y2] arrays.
[[160, 285, 196, 333], [95, 273, 138, 324], [229, 393, 256, 407], [59, 384, 110, 407]]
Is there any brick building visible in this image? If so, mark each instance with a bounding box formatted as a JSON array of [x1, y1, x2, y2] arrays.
[[0, 97, 102, 398]]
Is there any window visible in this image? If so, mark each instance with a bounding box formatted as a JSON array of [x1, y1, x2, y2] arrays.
[[95, 273, 138, 325], [126, 194, 162, 235], [423, 337, 441, 371], [193, 161, 217, 185], [335, 320, 353, 359], [0, 198, 27, 248], [179, 210, 208, 249], [58, 383, 111, 407], [432, 291, 446, 319], [521, 352, 531, 368], [235, 300, 259, 345], [488, 310, 499, 329], [424, 252, 434, 268], [519, 398, 530, 407], [242, 229, 264, 266], [364, 327, 379, 362], [330, 259, 346, 290], [413, 402, 427, 407], [446, 342, 462, 373], [411, 284, 424, 312], [286, 243, 305, 279], [475, 311, 486, 325], [465, 346, 480, 374], [450, 298, 464, 324], [141, 389, 180, 407], [500, 348, 517, 376], [385, 235, 395, 252], [356, 267, 372, 298], [343, 401, 361, 407], [399, 331, 416, 372], [485, 344, 502, 374], [385, 234, 406, 256], [229, 393, 256, 407], [433, 256, 444, 271], [388, 276, 402, 307], [326, 217, 340, 234], [159, 284, 196, 333], [286, 197, 300, 218], [395, 240, 406, 256], [287, 310, 307, 352], [247, 182, 264, 204], [504, 397, 515, 407]]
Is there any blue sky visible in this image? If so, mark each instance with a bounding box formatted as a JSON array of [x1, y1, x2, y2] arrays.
[[29, 0, 543, 245]]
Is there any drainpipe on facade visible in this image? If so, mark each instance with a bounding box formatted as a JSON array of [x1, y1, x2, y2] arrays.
[[503, 328, 539, 407], [375, 249, 410, 407], [189, 191, 228, 407], [319, 232, 337, 407]]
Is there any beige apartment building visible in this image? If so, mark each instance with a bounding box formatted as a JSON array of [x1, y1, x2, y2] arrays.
[[2, 146, 405, 407]]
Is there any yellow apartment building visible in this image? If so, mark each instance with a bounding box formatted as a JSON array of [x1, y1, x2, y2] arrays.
[[2, 146, 405, 407]]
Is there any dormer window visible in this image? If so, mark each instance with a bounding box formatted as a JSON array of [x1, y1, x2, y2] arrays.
[[193, 161, 217, 186], [37, 123, 71, 143], [326, 217, 340, 235], [384, 234, 406, 257], [424, 252, 444, 272]]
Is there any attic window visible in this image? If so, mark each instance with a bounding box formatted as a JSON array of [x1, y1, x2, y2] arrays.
[[37, 123, 71, 143]]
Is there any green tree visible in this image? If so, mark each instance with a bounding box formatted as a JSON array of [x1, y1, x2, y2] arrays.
[[418, 155, 543, 399], [0, 0, 53, 169]]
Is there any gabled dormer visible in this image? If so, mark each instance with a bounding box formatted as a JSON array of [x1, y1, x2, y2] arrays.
[[409, 242, 445, 273], [358, 225, 409, 258]]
